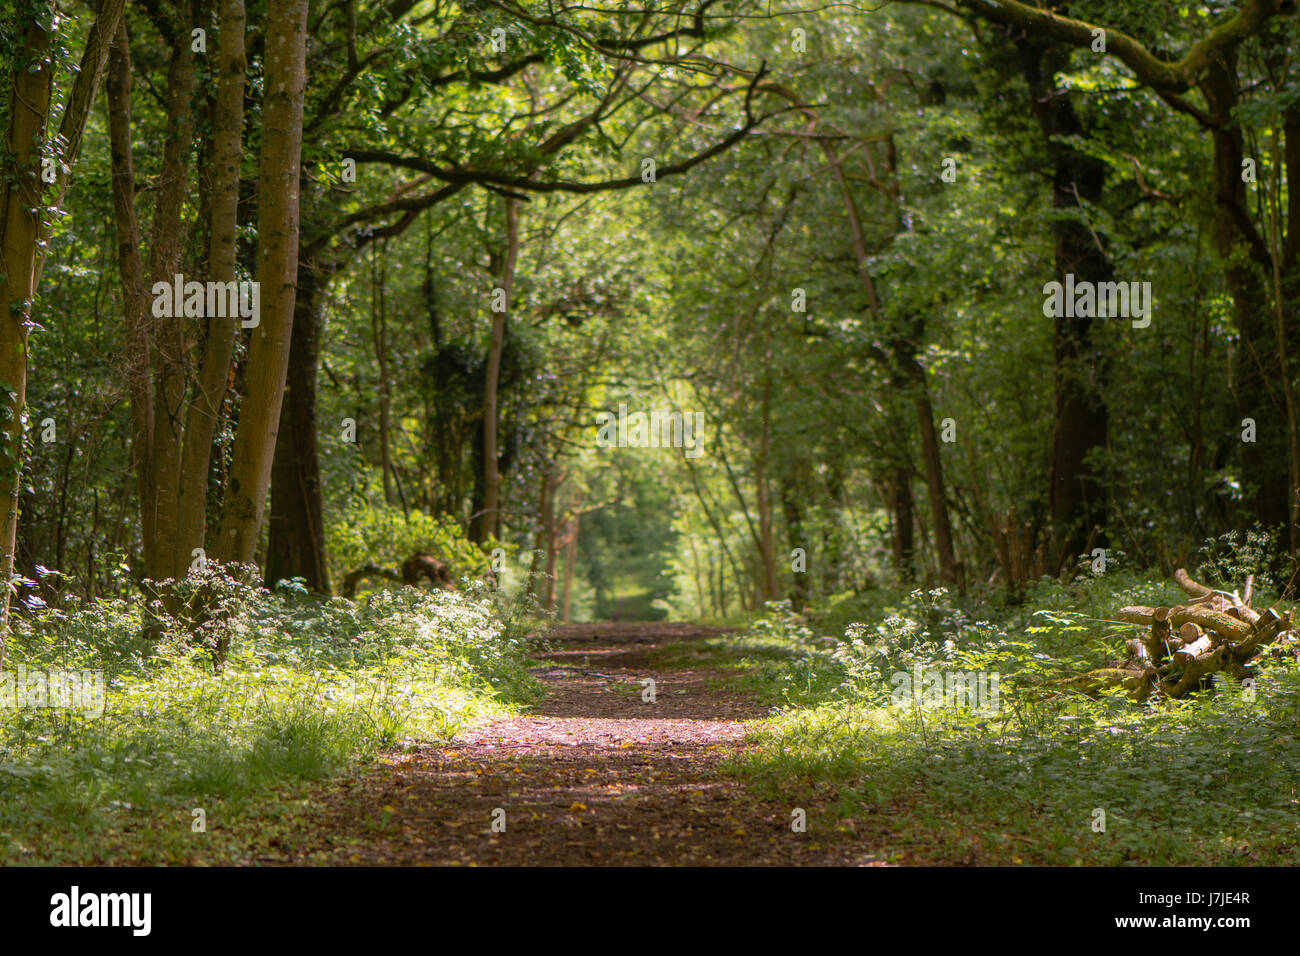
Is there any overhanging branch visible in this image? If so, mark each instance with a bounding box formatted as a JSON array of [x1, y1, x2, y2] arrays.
[[344, 62, 782, 196], [953, 0, 1288, 94]]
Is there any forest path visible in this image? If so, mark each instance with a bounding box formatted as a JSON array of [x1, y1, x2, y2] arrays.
[[282, 622, 895, 865]]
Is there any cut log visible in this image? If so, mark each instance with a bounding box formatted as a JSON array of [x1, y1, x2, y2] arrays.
[[1172, 634, 1212, 665], [1174, 567, 1212, 599], [1165, 646, 1228, 698], [1175, 566, 1260, 623], [1086, 570, 1291, 701], [1147, 618, 1182, 663], [1232, 608, 1286, 659], [1163, 606, 1253, 644], [1118, 606, 1157, 625]]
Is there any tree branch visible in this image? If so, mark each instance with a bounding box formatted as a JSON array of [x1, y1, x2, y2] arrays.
[[345, 63, 781, 196], [954, 0, 1288, 94]]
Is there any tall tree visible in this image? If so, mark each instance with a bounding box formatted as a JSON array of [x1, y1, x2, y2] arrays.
[[933, 0, 1297, 544], [177, 0, 247, 579], [106, 4, 199, 588], [265, 245, 331, 592], [214, 0, 310, 570], [0, 0, 126, 667], [1015, 34, 1113, 572], [472, 196, 520, 543]]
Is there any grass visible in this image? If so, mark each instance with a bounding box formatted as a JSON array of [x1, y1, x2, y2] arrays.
[[0, 569, 542, 864], [643, 629, 845, 707], [8, 554, 1298, 866], [702, 574, 1300, 864]]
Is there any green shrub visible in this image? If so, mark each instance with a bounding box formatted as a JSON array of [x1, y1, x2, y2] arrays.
[[325, 501, 493, 590]]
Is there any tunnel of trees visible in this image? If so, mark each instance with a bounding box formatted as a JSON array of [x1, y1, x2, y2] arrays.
[[1, 0, 1298, 874], [4, 0, 1298, 635]]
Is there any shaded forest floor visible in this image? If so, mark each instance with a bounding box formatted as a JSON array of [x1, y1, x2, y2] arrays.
[[277, 622, 919, 865]]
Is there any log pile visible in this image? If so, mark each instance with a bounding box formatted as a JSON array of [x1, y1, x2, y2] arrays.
[[1071, 568, 1297, 701]]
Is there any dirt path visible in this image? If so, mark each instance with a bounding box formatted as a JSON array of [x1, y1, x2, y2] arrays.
[[281, 622, 893, 865]]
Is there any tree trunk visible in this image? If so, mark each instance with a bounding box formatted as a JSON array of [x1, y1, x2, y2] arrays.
[[712, 547, 725, 615], [1201, 57, 1292, 531], [1018, 36, 1112, 571], [177, 0, 246, 579], [214, 0, 310, 572], [105, 21, 155, 577], [895, 339, 957, 584], [687, 531, 708, 617], [473, 196, 520, 543], [144, 22, 199, 583], [371, 241, 395, 506], [528, 465, 553, 599], [781, 472, 808, 611], [719, 445, 768, 601], [561, 502, 580, 624], [0, 1, 125, 667], [821, 464, 844, 593], [266, 253, 332, 593], [890, 466, 916, 582], [542, 471, 559, 610], [755, 376, 778, 600]]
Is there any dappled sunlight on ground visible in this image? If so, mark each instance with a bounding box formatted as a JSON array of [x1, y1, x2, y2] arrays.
[[276, 623, 896, 865]]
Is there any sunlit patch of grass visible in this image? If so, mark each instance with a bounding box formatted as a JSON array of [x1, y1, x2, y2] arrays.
[[0, 580, 542, 865], [731, 664, 1300, 864], [643, 630, 846, 707], [721, 584, 1300, 865]]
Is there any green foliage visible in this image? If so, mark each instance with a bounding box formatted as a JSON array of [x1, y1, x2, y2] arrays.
[[0, 575, 540, 864], [5, 0, 1300, 868], [1196, 527, 1287, 603], [738, 660, 1300, 864], [325, 501, 492, 589], [721, 575, 1300, 864]]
